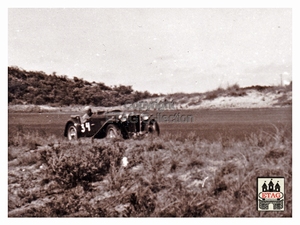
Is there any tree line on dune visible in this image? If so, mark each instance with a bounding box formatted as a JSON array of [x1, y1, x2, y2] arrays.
[[8, 66, 161, 107]]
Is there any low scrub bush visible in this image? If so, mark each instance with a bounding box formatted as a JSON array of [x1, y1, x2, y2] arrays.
[[228, 90, 247, 97], [40, 140, 125, 190], [8, 126, 292, 217]]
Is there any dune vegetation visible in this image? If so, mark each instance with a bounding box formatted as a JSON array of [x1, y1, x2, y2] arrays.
[[8, 125, 292, 217]]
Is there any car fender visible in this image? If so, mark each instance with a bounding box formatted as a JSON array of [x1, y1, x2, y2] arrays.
[[92, 118, 121, 138], [64, 116, 81, 137]]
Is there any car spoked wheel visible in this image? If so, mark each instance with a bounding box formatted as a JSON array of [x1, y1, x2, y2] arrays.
[[67, 124, 78, 140], [148, 120, 160, 136], [106, 124, 122, 139]]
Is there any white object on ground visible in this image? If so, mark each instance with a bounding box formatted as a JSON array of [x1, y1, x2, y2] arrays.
[[122, 157, 128, 167]]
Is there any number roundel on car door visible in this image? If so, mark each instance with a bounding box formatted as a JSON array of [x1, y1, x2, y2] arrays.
[[80, 117, 104, 137]]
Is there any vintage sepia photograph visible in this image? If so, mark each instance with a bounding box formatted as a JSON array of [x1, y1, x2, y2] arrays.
[[7, 6, 295, 219]]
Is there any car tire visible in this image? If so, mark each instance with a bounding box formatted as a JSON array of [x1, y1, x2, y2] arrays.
[[149, 120, 160, 136], [106, 124, 122, 139], [67, 124, 78, 140]]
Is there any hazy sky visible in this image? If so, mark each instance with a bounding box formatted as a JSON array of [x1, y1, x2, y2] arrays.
[[8, 8, 292, 94]]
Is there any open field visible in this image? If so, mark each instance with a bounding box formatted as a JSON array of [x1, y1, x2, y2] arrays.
[[8, 107, 292, 217], [8, 107, 292, 141]]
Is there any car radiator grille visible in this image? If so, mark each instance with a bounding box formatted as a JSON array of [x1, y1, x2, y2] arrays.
[[128, 115, 141, 132]]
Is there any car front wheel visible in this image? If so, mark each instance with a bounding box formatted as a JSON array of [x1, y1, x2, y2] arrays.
[[148, 120, 160, 136], [67, 124, 78, 140], [106, 124, 122, 139]]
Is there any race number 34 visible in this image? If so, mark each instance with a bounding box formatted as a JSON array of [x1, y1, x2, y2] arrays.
[[81, 122, 91, 132]]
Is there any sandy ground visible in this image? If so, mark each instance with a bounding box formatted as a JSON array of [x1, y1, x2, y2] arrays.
[[136, 89, 292, 110], [183, 90, 292, 109]]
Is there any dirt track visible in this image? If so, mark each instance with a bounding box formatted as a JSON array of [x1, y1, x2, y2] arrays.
[[8, 107, 292, 141]]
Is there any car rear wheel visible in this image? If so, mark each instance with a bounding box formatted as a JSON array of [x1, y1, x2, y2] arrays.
[[67, 124, 78, 140], [106, 124, 122, 139]]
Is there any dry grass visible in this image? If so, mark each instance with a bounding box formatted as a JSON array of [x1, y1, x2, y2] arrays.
[[8, 126, 292, 217]]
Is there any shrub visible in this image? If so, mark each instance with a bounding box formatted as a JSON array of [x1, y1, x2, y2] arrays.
[[228, 90, 247, 97], [41, 140, 125, 190], [8, 127, 292, 217], [204, 92, 219, 100]]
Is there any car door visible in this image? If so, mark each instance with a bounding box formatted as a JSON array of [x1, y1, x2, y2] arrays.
[[80, 114, 106, 137]]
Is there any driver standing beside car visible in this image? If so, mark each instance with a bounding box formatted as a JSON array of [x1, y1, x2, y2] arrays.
[[81, 106, 93, 123]]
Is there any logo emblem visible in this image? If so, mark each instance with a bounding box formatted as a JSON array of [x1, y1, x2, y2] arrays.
[[257, 177, 284, 211]]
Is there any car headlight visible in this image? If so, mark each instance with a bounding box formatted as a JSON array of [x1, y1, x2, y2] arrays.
[[120, 113, 129, 122], [142, 115, 149, 121]]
